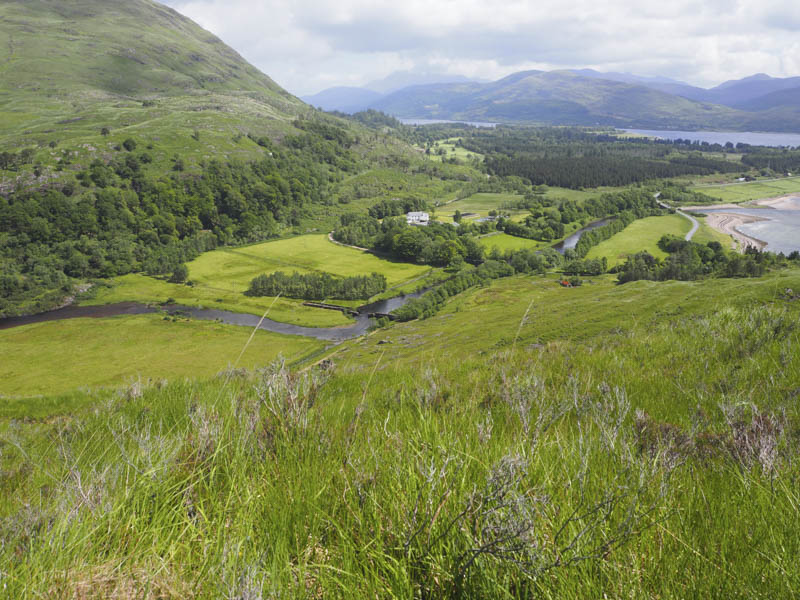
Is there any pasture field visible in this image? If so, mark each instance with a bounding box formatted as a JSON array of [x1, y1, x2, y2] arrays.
[[691, 176, 800, 203], [85, 235, 431, 326], [435, 192, 528, 221], [426, 138, 483, 163], [585, 214, 691, 266], [0, 314, 323, 398], [477, 233, 547, 252], [435, 187, 618, 223], [334, 166, 472, 207]]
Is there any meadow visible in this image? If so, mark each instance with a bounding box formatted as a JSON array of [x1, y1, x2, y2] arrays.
[[0, 313, 324, 399], [691, 176, 800, 203], [2, 269, 799, 597], [85, 235, 433, 326], [584, 214, 691, 265], [435, 193, 529, 222], [426, 138, 483, 163], [478, 233, 547, 252]]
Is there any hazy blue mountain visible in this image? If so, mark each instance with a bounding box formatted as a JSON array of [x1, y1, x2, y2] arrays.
[[706, 74, 800, 108], [301, 87, 383, 113], [736, 86, 800, 112], [365, 69, 800, 132], [364, 71, 483, 94], [369, 70, 747, 129]]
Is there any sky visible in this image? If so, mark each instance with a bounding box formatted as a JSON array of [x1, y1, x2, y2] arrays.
[[159, 0, 800, 96]]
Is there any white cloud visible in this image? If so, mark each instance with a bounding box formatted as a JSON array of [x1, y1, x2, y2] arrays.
[[159, 0, 800, 95]]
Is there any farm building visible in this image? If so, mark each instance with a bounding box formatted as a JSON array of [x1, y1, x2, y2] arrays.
[[406, 211, 430, 225]]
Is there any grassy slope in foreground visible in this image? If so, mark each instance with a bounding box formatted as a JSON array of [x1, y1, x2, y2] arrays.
[[84, 234, 432, 326], [0, 313, 324, 398], [336, 269, 800, 368], [2, 273, 799, 597]]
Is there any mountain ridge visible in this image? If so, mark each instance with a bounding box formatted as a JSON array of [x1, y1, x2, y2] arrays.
[[360, 70, 800, 131]]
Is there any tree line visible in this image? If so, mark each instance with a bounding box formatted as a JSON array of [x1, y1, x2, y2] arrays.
[[392, 248, 558, 321], [0, 117, 361, 316], [246, 270, 387, 301], [616, 236, 800, 283]]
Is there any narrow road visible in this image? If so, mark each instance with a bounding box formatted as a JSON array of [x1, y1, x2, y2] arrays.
[[677, 209, 699, 241], [655, 192, 699, 241]]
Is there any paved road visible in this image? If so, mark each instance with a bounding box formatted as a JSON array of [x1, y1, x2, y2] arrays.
[[677, 209, 699, 241], [656, 193, 699, 241]]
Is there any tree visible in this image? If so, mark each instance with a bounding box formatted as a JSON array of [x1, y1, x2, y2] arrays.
[[122, 138, 137, 152], [169, 263, 189, 284], [101, 127, 110, 136], [453, 210, 462, 224]]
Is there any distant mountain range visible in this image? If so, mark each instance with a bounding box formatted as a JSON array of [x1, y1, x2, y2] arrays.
[[304, 70, 800, 132]]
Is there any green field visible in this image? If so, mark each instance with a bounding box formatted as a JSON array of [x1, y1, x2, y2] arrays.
[[435, 192, 528, 222], [425, 138, 483, 163], [0, 314, 323, 398], [692, 215, 737, 248], [478, 233, 547, 252], [85, 235, 432, 326], [691, 176, 800, 203], [585, 214, 691, 265]]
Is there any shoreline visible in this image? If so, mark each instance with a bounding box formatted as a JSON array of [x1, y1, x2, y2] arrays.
[[754, 195, 800, 211], [683, 194, 800, 212], [704, 213, 768, 252]]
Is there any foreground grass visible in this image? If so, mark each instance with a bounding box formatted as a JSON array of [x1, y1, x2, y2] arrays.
[[691, 176, 800, 203], [585, 214, 691, 266], [2, 273, 799, 597], [0, 314, 324, 398], [85, 235, 431, 326]]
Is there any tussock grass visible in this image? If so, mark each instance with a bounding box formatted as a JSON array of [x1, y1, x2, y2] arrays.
[[2, 287, 800, 597]]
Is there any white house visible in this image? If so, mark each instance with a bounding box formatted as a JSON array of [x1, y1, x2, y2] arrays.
[[406, 211, 430, 225]]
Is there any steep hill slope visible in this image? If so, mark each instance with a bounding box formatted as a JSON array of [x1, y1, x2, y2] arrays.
[[0, 0, 307, 151]]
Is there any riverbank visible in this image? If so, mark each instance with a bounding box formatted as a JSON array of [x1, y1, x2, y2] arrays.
[[705, 213, 768, 251]]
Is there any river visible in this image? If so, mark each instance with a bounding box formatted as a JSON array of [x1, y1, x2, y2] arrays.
[[622, 129, 800, 148], [552, 218, 612, 253], [0, 290, 430, 342]]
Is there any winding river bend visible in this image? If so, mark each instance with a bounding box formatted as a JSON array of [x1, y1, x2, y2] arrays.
[[0, 291, 429, 342], [1, 220, 617, 340], [552, 218, 612, 253]]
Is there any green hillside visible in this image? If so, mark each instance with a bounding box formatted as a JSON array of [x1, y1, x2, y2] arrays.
[[3, 270, 800, 597], [0, 0, 306, 153]]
